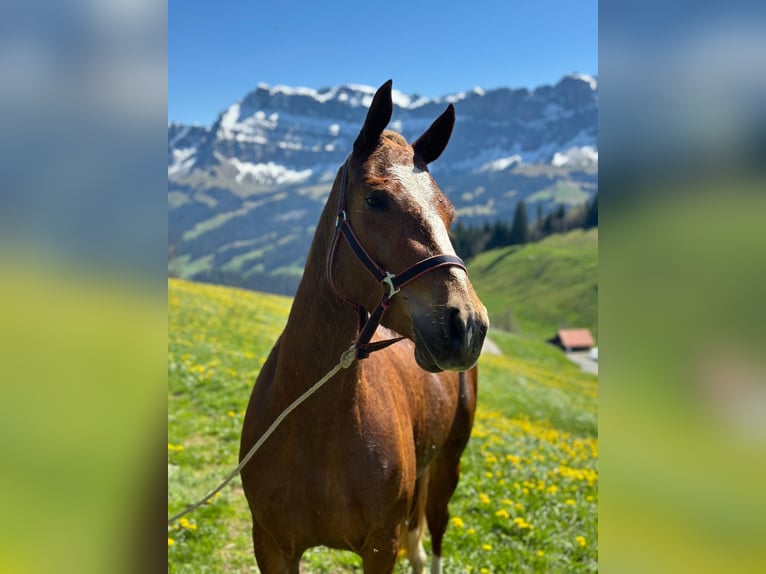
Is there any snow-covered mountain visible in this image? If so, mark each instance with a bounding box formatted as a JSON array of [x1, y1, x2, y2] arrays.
[[169, 74, 597, 183], [168, 74, 597, 294]]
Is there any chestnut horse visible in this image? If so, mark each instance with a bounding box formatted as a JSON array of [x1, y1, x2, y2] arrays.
[[240, 80, 489, 573]]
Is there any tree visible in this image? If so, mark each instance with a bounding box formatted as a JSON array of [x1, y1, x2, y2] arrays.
[[486, 220, 511, 250], [584, 193, 598, 229], [508, 200, 529, 245]]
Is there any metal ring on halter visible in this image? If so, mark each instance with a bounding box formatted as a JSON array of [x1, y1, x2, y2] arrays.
[[381, 272, 400, 299]]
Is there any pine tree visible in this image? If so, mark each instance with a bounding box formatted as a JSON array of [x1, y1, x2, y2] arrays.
[[584, 193, 598, 229], [508, 200, 529, 245]]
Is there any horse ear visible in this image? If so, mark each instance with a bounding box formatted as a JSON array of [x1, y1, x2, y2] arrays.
[[413, 104, 455, 164], [353, 79, 393, 157]]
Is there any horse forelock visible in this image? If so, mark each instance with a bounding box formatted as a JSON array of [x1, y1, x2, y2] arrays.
[[362, 131, 454, 214], [362, 131, 413, 183]]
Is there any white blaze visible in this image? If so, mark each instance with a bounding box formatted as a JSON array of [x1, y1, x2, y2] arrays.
[[388, 164, 456, 257]]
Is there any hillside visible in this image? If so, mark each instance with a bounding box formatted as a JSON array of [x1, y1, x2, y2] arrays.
[[168, 75, 597, 295], [168, 278, 597, 573], [468, 229, 598, 340]]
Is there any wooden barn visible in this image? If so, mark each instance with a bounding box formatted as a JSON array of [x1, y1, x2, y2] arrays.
[[549, 329, 595, 352]]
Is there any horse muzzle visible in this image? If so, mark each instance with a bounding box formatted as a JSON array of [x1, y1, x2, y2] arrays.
[[412, 305, 489, 372]]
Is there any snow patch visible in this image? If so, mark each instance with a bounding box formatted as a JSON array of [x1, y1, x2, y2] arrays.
[[218, 103, 242, 139], [551, 146, 598, 167], [568, 73, 598, 90], [229, 158, 313, 185], [476, 155, 522, 172], [168, 148, 196, 177]]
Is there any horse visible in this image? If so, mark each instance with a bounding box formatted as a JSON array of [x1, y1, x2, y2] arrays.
[[240, 80, 489, 574]]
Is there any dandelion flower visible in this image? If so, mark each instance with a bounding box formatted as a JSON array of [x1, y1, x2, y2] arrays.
[[502, 498, 512, 506], [576, 535, 586, 547], [451, 517, 465, 528], [537, 550, 544, 557], [565, 499, 576, 505], [466, 528, 476, 536], [479, 493, 491, 504], [495, 509, 510, 519], [168, 538, 175, 547], [482, 544, 493, 551]]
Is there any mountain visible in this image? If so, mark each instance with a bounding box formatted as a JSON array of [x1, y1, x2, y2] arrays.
[[168, 74, 598, 295]]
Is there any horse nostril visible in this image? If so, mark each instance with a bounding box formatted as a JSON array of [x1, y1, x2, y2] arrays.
[[448, 308, 474, 350]]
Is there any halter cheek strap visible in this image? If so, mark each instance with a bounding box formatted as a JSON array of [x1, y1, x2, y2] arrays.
[[326, 158, 467, 360]]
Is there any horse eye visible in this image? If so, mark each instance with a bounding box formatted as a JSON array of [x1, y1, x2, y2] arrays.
[[365, 193, 388, 211]]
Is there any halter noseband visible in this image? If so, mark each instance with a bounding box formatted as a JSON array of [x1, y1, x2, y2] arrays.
[[326, 158, 467, 360]]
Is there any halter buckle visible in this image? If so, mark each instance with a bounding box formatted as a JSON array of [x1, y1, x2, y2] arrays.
[[335, 210, 347, 228], [381, 272, 400, 299]]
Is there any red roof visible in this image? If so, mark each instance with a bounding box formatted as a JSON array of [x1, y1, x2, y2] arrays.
[[557, 329, 595, 349]]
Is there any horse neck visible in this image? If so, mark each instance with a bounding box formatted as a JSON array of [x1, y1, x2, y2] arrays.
[[274, 171, 362, 394]]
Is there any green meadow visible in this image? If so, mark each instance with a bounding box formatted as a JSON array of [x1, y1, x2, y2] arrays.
[[469, 229, 597, 339], [168, 252, 598, 573]]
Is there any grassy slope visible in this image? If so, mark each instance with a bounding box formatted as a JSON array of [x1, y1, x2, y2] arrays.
[[168, 279, 597, 573], [468, 229, 598, 340]]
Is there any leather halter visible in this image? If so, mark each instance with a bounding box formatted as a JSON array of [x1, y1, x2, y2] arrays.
[[326, 157, 467, 360]]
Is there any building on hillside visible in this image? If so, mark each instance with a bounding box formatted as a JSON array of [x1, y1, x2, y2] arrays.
[[549, 329, 595, 352]]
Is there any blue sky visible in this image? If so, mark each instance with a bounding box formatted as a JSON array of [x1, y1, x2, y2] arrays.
[[170, 0, 597, 125]]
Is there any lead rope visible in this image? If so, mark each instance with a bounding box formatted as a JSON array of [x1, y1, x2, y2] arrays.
[[168, 344, 357, 525]]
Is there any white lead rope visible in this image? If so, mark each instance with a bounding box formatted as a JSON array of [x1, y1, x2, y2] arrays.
[[168, 344, 357, 525]]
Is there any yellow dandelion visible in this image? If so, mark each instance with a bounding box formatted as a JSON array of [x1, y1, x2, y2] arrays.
[[485, 472, 493, 478], [482, 544, 493, 551], [547, 485, 559, 495], [451, 516, 465, 528], [466, 528, 476, 536], [537, 550, 545, 557], [576, 535, 586, 547], [227, 410, 236, 417], [480, 569, 490, 574], [515, 502, 524, 511], [495, 509, 510, 519], [479, 493, 491, 504], [502, 498, 512, 506], [513, 517, 532, 530], [168, 538, 175, 547], [565, 499, 575, 505]]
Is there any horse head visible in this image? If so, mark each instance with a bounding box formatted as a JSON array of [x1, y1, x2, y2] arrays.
[[330, 80, 489, 372]]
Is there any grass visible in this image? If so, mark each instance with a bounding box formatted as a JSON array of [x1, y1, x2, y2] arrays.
[[468, 229, 598, 340], [168, 278, 597, 572], [528, 181, 590, 206]]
